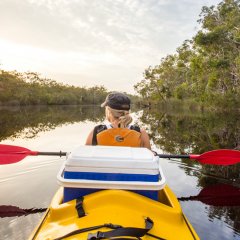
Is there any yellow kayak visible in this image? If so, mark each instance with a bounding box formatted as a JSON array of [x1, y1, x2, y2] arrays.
[[29, 146, 200, 240], [29, 186, 199, 240]]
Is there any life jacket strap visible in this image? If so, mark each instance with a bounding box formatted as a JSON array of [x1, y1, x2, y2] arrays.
[[92, 125, 108, 145], [129, 125, 141, 132]]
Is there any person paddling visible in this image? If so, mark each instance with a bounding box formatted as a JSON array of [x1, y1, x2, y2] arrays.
[[85, 92, 151, 149]]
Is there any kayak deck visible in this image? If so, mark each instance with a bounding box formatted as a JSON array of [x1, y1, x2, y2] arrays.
[[29, 186, 199, 240]]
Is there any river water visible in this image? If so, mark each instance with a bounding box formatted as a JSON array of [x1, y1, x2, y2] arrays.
[[0, 105, 239, 240]]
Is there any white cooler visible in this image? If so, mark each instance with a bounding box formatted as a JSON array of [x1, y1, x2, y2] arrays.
[[57, 145, 166, 202]]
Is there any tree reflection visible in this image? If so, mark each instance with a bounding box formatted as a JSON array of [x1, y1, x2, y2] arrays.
[[139, 107, 240, 233], [0, 105, 105, 141], [139, 107, 240, 180], [140, 108, 239, 153]]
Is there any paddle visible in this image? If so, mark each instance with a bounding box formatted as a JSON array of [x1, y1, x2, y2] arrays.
[[0, 144, 239, 165], [178, 183, 240, 206], [0, 144, 67, 165], [157, 149, 240, 165], [0, 205, 47, 218]]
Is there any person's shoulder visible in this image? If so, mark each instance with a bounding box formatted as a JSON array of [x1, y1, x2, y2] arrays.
[[139, 128, 148, 134], [139, 127, 151, 149]]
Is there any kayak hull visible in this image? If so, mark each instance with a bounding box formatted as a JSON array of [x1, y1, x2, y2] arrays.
[[29, 186, 199, 240]]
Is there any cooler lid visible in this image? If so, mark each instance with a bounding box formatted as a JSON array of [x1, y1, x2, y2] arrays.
[[65, 146, 159, 170]]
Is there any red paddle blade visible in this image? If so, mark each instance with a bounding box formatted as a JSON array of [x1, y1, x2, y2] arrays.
[[0, 144, 37, 165], [191, 149, 240, 165], [178, 184, 240, 206], [198, 184, 240, 206], [0, 205, 47, 218]]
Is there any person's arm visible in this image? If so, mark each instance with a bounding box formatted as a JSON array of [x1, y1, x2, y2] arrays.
[[85, 130, 94, 145], [140, 128, 151, 150]]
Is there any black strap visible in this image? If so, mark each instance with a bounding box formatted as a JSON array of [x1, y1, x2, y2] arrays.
[[129, 125, 141, 133], [54, 219, 165, 240], [92, 125, 107, 145], [76, 197, 85, 218], [88, 217, 154, 240], [54, 223, 122, 240]]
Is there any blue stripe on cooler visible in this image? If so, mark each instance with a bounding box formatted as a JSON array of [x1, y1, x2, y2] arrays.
[[63, 188, 159, 202], [64, 171, 160, 182]]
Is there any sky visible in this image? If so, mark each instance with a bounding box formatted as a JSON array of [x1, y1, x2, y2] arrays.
[[0, 0, 221, 93]]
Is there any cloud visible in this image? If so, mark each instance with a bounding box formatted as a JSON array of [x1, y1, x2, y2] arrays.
[[0, 0, 221, 92], [0, 0, 219, 53]]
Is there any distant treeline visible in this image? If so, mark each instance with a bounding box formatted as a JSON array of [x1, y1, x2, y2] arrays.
[[0, 70, 109, 105], [134, 0, 240, 107], [0, 69, 140, 106]]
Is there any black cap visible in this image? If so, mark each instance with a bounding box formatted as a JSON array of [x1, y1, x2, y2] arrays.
[[101, 92, 131, 110]]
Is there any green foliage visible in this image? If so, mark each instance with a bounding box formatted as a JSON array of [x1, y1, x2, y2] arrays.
[[0, 70, 108, 105], [135, 0, 240, 107]]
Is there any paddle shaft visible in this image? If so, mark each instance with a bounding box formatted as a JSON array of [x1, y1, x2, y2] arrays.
[[0, 144, 239, 165], [36, 153, 197, 159], [37, 151, 67, 157], [157, 154, 199, 159], [1, 150, 67, 157]]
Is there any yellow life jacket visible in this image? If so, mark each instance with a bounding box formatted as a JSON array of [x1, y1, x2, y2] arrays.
[[92, 124, 141, 147]]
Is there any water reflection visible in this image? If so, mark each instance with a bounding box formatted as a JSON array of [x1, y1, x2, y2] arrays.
[[178, 183, 240, 206], [0, 205, 47, 218], [139, 108, 240, 178], [0, 105, 105, 141], [139, 107, 240, 237], [0, 105, 239, 239], [140, 108, 240, 153]]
